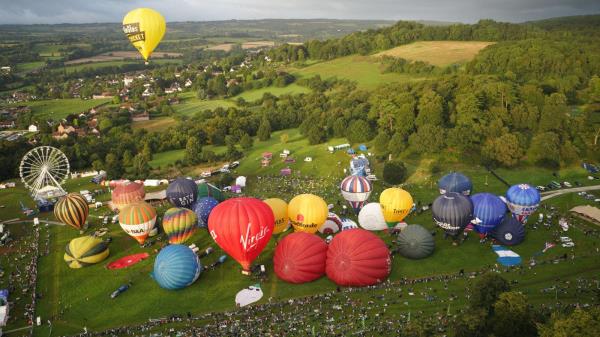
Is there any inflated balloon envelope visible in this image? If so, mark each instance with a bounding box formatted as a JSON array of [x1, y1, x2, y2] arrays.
[[123, 8, 166, 62]]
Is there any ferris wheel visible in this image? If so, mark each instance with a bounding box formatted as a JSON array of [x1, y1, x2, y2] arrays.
[[20, 146, 70, 199]]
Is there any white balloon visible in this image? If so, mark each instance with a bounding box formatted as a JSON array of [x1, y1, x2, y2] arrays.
[[358, 203, 387, 231], [340, 218, 359, 231]]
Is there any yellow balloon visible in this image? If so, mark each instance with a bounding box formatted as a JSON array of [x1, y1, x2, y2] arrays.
[[379, 188, 413, 228], [288, 194, 328, 234], [263, 198, 290, 234], [123, 8, 166, 61]]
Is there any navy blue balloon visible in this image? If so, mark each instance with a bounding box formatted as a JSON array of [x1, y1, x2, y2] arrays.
[[492, 215, 525, 246], [438, 172, 472, 196], [432, 192, 474, 236], [192, 197, 219, 228], [471, 193, 507, 234], [505, 184, 540, 223], [167, 178, 198, 209], [152, 244, 202, 290]]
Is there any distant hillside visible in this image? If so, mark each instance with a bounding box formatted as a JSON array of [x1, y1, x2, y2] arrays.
[[526, 14, 600, 30]]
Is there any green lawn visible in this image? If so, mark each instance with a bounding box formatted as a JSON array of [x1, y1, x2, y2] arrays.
[[9, 98, 112, 120], [60, 59, 183, 74], [131, 117, 178, 132], [235, 83, 311, 102], [172, 92, 236, 117], [16, 61, 45, 72], [149, 149, 185, 169], [290, 55, 428, 90]]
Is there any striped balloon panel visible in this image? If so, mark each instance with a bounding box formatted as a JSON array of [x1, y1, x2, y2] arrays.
[[64, 236, 109, 268], [119, 202, 157, 244], [112, 182, 145, 210], [153, 244, 201, 290], [54, 193, 89, 230], [340, 176, 372, 213], [505, 184, 540, 223], [162, 207, 198, 244]]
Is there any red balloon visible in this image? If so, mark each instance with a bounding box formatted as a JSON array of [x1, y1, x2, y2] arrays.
[[274, 232, 328, 284], [208, 197, 274, 272], [326, 229, 391, 286]]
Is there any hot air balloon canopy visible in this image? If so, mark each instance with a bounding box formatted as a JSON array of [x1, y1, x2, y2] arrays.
[[432, 192, 473, 236], [54, 193, 89, 231], [358, 203, 387, 231], [162, 207, 198, 244], [274, 232, 328, 284], [326, 229, 391, 287], [505, 184, 540, 223], [208, 198, 274, 273], [122, 8, 166, 62], [111, 181, 145, 211], [288, 194, 328, 234], [64, 236, 109, 268], [471, 193, 506, 234], [192, 197, 219, 228], [379, 188, 413, 228], [340, 175, 372, 214], [197, 182, 225, 201], [438, 172, 472, 196], [319, 212, 342, 234], [263, 198, 290, 234], [340, 218, 359, 231], [152, 244, 202, 290], [167, 178, 197, 209], [396, 225, 435, 259], [118, 201, 157, 244], [492, 215, 525, 246]]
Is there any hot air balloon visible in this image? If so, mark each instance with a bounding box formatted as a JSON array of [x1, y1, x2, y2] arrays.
[[326, 229, 391, 287], [64, 236, 109, 268], [263, 198, 289, 234], [288, 194, 328, 234], [197, 182, 225, 201], [396, 225, 435, 259], [162, 207, 198, 244], [432, 192, 473, 236], [340, 218, 359, 231], [111, 181, 145, 211], [122, 8, 166, 62], [54, 193, 89, 230], [118, 201, 157, 244], [504, 184, 540, 223], [340, 175, 372, 214], [274, 232, 328, 284], [471, 193, 507, 234], [379, 188, 413, 228], [358, 202, 387, 231], [192, 197, 219, 228], [438, 172, 472, 196], [319, 212, 342, 234], [207, 198, 274, 274], [492, 215, 525, 246], [152, 245, 202, 290], [167, 178, 197, 209]]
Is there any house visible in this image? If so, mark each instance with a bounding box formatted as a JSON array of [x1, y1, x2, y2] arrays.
[[226, 79, 239, 88], [164, 82, 182, 94], [1, 66, 11, 74], [52, 123, 76, 139], [142, 88, 154, 97], [184, 79, 193, 87], [131, 111, 150, 122], [0, 121, 15, 129], [92, 92, 114, 99], [11, 91, 29, 102], [28, 124, 38, 132]]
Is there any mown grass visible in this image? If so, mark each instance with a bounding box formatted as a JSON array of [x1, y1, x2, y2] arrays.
[[8, 98, 112, 120], [234, 83, 311, 102], [172, 92, 236, 118], [60, 59, 183, 74], [131, 117, 178, 132]]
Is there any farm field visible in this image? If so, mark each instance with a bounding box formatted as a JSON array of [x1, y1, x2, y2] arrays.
[[172, 92, 236, 117], [234, 83, 311, 101], [374, 41, 495, 66], [64, 51, 183, 65], [290, 56, 428, 90], [16, 61, 45, 73], [61, 59, 183, 73], [131, 117, 177, 132], [8, 98, 112, 120]]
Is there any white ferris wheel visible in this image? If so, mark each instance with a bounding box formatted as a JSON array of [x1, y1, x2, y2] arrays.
[[20, 146, 70, 199]]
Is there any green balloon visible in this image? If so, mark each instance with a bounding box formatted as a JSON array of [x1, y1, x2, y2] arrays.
[[397, 225, 435, 259]]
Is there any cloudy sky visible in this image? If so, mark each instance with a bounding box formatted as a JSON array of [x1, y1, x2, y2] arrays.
[[0, 0, 598, 24]]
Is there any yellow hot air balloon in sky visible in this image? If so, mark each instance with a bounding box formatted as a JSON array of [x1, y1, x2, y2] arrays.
[[264, 198, 290, 234], [122, 8, 166, 62], [288, 194, 328, 234], [379, 188, 413, 228]]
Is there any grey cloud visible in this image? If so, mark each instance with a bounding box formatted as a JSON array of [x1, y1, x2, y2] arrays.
[[0, 0, 598, 24]]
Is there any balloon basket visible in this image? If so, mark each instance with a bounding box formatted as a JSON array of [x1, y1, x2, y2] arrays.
[[242, 270, 251, 276]]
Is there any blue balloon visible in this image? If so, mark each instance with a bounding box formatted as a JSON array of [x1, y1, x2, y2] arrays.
[[432, 192, 474, 236], [152, 245, 202, 290], [505, 184, 540, 223], [166, 178, 198, 209], [492, 215, 525, 246], [471, 193, 507, 234], [192, 197, 219, 228], [438, 172, 472, 196]]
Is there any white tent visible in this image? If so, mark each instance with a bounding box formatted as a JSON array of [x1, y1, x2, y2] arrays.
[[235, 176, 247, 188]]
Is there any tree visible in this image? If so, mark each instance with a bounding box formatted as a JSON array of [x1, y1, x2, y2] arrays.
[[280, 133, 289, 144], [416, 90, 445, 127], [332, 119, 347, 138], [482, 133, 523, 167], [383, 160, 407, 185], [184, 137, 203, 165], [105, 153, 123, 179], [307, 126, 326, 145], [492, 292, 537, 337], [388, 132, 406, 157], [539, 307, 600, 337], [452, 308, 487, 337], [131, 153, 151, 178], [470, 273, 510, 314], [346, 119, 373, 143], [408, 124, 445, 154], [529, 132, 560, 167], [257, 117, 271, 141], [240, 133, 253, 150], [373, 132, 390, 155], [539, 93, 568, 132]]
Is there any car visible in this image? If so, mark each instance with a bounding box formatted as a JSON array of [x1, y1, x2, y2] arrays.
[[550, 181, 561, 188], [220, 168, 230, 173], [536, 186, 546, 192], [559, 236, 572, 243], [561, 242, 575, 248], [201, 171, 211, 178], [562, 181, 572, 188], [366, 174, 378, 181], [546, 184, 555, 190], [230, 161, 240, 168], [222, 164, 230, 169], [595, 199, 600, 203]]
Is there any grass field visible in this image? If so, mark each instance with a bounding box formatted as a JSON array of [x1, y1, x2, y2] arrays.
[[61, 59, 183, 74], [290, 56, 427, 90], [374, 41, 495, 66], [172, 92, 236, 117], [149, 149, 185, 169], [131, 117, 178, 132], [9, 98, 112, 120], [235, 83, 311, 101], [16, 61, 45, 73]]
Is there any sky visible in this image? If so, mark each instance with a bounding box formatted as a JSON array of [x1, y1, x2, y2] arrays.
[[0, 0, 598, 25]]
